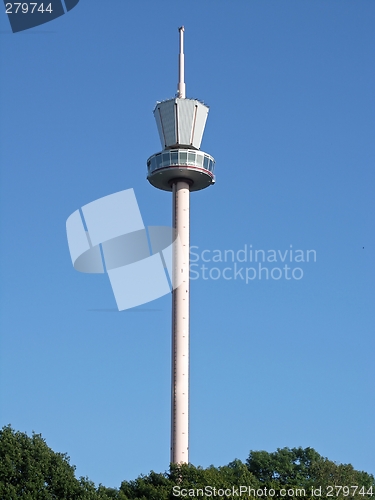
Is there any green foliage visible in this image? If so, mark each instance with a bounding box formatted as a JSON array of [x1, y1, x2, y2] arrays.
[[246, 447, 324, 487], [1, 425, 374, 500], [310, 458, 375, 498], [1, 425, 76, 499], [246, 447, 375, 499], [116, 461, 258, 500], [118, 469, 172, 500], [0, 425, 101, 499]]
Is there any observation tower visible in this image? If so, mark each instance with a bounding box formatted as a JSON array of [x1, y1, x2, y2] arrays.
[[147, 27, 216, 464]]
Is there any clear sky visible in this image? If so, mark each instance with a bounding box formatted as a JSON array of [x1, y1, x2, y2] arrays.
[[0, 0, 374, 489]]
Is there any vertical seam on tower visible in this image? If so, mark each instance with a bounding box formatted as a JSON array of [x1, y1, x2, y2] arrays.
[[175, 102, 179, 145], [158, 107, 167, 149], [190, 104, 198, 146]]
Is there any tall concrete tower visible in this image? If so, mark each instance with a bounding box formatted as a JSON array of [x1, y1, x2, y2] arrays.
[[147, 27, 215, 464]]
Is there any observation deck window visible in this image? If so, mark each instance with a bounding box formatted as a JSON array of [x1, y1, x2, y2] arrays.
[[179, 151, 187, 164], [171, 151, 178, 165], [188, 152, 196, 164], [155, 154, 162, 170], [162, 152, 170, 167]]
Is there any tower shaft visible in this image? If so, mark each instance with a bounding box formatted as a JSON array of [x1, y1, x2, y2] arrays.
[[171, 180, 190, 464]]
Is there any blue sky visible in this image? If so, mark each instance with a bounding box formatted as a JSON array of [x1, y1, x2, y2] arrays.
[[0, 0, 374, 489]]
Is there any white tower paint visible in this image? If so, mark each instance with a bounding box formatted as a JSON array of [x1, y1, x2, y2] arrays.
[[171, 180, 190, 463], [147, 27, 216, 464]]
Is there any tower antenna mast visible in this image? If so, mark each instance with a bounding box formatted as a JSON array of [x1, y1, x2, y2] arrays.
[[177, 26, 186, 98]]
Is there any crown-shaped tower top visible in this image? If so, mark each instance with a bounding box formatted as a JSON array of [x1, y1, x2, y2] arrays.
[[153, 27, 209, 151]]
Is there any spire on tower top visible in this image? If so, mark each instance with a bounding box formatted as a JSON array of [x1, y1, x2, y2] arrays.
[[177, 26, 186, 99]]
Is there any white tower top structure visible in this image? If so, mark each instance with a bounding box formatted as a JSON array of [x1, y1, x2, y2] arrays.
[[147, 27, 215, 465], [147, 27, 215, 192]]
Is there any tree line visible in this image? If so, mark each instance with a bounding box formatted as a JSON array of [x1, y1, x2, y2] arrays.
[[0, 425, 373, 499]]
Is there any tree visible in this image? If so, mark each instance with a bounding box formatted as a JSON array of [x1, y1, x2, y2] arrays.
[[246, 447, 375, 498], [246, 447, 324, 487], [310, 458, 375, 496], [117, 460, 258, 500], [0, 425, 99, 499]]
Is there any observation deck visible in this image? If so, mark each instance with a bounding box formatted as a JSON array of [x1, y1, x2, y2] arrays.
[[147, 148, 215, 192]]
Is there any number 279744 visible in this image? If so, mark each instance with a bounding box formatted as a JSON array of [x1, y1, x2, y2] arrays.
[[5, 3, 53, 14]]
